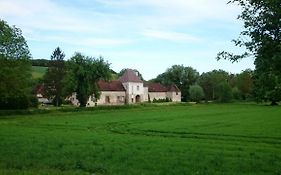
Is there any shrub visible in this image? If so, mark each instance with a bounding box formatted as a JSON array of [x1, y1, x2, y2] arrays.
[[29, 95, 39, 108], [232, 87, 241, 100], [217, 82, 233, 103], [189, 85, 205, 103]]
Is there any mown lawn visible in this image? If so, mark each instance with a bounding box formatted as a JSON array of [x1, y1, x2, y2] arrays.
[[0, 104, 281, 175]]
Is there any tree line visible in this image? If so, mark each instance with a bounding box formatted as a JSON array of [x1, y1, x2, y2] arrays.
[[150, 65, 253, 103], [1, 0, 280, 109], [0, 20, 111, 109]]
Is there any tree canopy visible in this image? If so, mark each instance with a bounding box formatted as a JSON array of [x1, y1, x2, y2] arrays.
[[0, 20, 34, 109], [43, 47, 66, 106], [152, 65, 199, 101], [189, 85, 205, 103], [217, 0, 281, 105], [64, 53, 111, 107], [0, 20, 31, 60]]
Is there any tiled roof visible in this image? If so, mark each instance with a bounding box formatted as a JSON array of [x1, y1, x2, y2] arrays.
[[167, 85, 181, 92], [147, 83, 168, 92], [145, 83, 181, 92], [97, 80, 126, 91], [118, 69, 143, 83]]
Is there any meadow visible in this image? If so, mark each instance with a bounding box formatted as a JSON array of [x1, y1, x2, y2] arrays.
[[31, 66, 48, 79], [0, 104, 281, 175]]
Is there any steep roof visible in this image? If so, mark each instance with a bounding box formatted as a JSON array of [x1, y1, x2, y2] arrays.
[[145, 83, 181, 93], [167, 85, 181, 92], [146, 83, 168, 92], [97, 80, 126, 91], [118, 69, 143, 83]]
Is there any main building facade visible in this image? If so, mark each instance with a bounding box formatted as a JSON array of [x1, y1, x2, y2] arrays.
[[70, 69, 181, 106]]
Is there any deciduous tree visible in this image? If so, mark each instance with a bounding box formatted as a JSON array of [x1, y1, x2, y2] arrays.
[[0, 20, 33, 109], [189, 85, 205, 103], [152, 65, 199, 101], [217, 0, 281, 105], [43, 47, 66, 106], [64, 53, 111, 107]]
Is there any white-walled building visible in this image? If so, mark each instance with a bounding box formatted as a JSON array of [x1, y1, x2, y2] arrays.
[[70, 69, 181, 106]]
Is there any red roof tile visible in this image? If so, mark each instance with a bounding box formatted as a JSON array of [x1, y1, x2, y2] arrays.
[[167, 85, 181, 92], [118, 69, 143, 83], [147, 83, 168, 92], [145, 83, 181, 92], [97, 80, 125, 91]]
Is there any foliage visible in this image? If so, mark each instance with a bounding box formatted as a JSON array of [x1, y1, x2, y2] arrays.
[[232, 86, 241, 100], [189, 84, 205, 103], [217, 0, 281, 105], [0, 20, 31, 59], [236, 69, 253, 100], [1, 104, 281, 174], [152, 65, 199, 101], [217, 82, 233, 103], [64, 53, 111, 107], [43, 47, 66, 106], [198, 70, 230, 101], [152, 98, 172, 103], [31, 59, 50, 67], [0, 20, 33, 109]]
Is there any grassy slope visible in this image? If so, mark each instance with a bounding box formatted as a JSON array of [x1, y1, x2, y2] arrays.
[[0, 104, 281, 175], [32, 66, 47, 79]]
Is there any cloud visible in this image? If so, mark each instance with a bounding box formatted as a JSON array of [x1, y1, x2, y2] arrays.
[[141, 30, 201, 43], [27, 34, 134, 47]]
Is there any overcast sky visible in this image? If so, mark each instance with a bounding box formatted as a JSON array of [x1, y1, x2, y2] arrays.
[[0, 0, 255, 80]]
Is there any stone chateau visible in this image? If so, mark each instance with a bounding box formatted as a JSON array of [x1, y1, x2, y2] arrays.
[[70, 69, 181, 106]]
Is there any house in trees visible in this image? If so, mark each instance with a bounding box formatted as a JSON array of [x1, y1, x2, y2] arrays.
[[70, 69, 181, 106]]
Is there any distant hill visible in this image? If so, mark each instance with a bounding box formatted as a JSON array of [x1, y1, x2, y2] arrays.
[[32, 66, 47, 79], [31, 59, 118, 80]]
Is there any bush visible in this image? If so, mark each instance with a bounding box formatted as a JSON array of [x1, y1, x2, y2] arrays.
[[217, 82, 233, 103], [152, 98, 172, 103], [232, 87, 241, 100], [0, 94, 29, 110], [189, 85, 205, 103], [29, 95, 39, 108]]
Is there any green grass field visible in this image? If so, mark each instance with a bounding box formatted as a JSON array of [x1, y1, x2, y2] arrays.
[[0, 104, 281, 175], [32, 66, 47, 79]]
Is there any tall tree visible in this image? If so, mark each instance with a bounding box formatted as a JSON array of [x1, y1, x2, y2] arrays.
[[217, 0, 281, 105], [236, 69, 253, 100], [198, 70, 230, 101], [64, 53, 111, 107], [152, 65, 199, 101], [0, 20, 33, 109], [189, 84, 205, 103], [43, 47, 66, 106]]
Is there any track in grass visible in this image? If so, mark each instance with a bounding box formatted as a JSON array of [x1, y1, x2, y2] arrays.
[[0, 104, 281, 174]]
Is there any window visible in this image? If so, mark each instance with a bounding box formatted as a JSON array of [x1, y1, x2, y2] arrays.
[[176, 92, 178, 95], [105, 96, 110, 103], [117, 96, 125, 103], [137, 85, 140, 91]]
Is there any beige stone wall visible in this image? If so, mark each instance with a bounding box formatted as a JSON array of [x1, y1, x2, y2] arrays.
[[149, 92, 167, 101], [143, 87, 149, 102], [167, 92, 181, 102], [96, 91, 126, 106]]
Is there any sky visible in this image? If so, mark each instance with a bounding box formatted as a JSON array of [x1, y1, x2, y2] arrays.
[[0, 0, 255, 80]]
